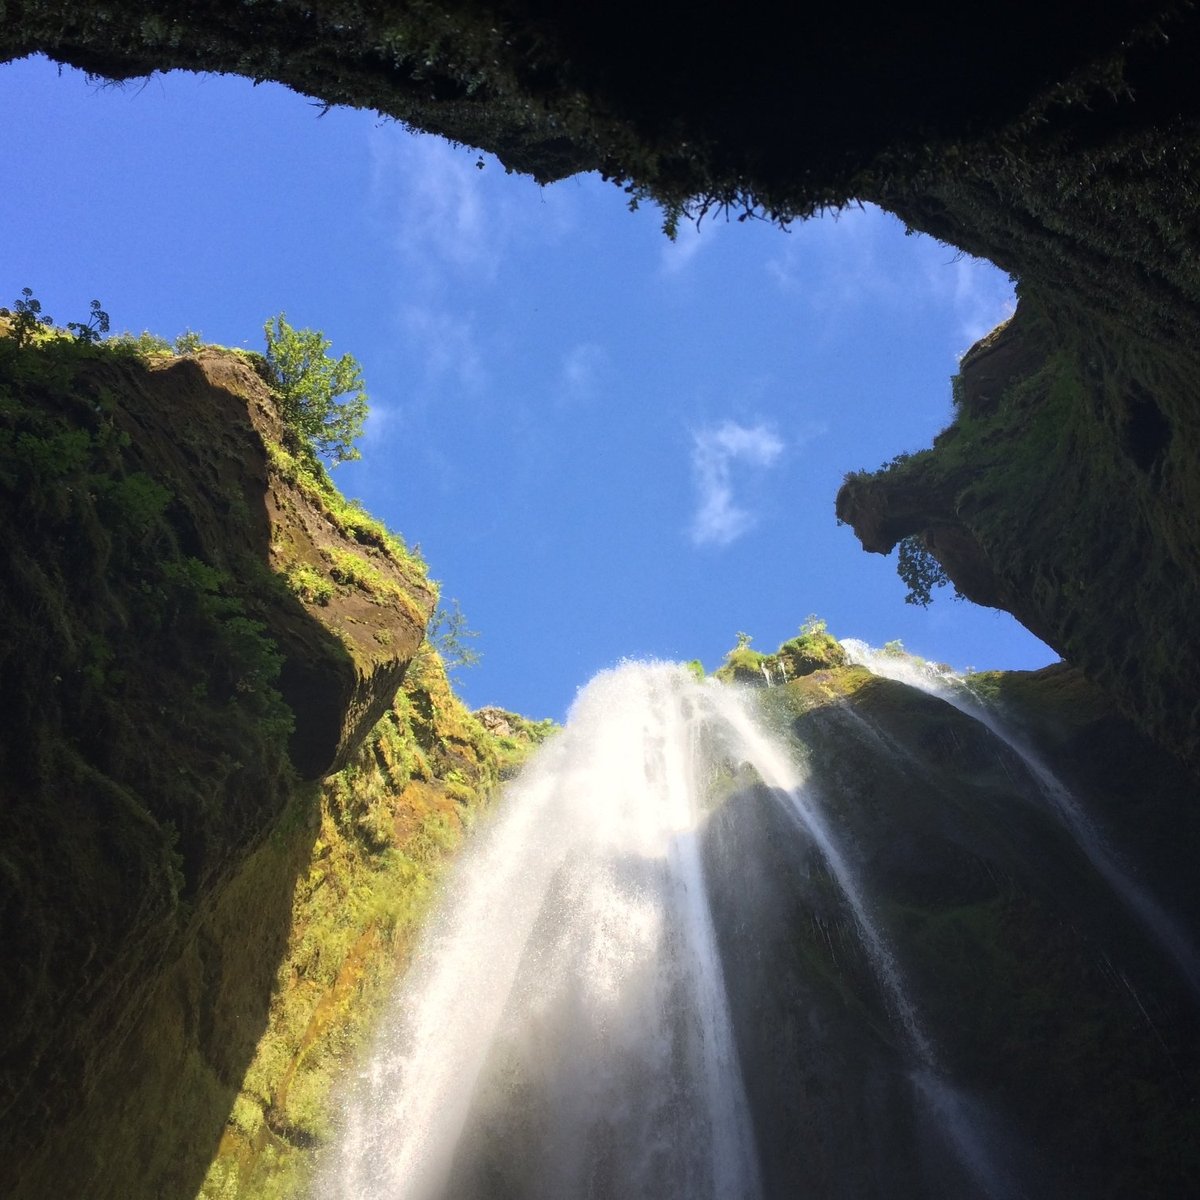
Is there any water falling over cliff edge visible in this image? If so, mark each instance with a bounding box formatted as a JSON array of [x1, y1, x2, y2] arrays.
[[322, 655, 1200, 1200]]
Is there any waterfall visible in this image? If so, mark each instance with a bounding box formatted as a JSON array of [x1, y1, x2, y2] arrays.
[[324, 663, 761, 1200], [705, 685, 1020, 1200], [840, 639, 1200, 997], [706, 685, 934, 1062], [320, 661, 1024, 1200]]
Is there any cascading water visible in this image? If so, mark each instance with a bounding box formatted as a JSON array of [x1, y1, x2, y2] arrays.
[[319, 662, 1028, 1200], [324, 664, 762, 1200], [840, 638, 1200, 998], [704, 686, 1020, 1200]]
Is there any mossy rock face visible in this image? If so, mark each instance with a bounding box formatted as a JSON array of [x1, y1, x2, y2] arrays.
[[710, 661, 1200, 1198], [777, 631, 846, 677], [183, 348, 434, 780], [714, 631, 846, 687], [194, 652, 525, 1199], [0, 331, 439, 1200], [838, 296, 1200, 774], [713, 646, 770, 686], [475, 706, 559, 778]]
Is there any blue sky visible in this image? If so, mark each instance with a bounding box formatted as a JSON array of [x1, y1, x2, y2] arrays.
[[0, 56, 1056, 720]]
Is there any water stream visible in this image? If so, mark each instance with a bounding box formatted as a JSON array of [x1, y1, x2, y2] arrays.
[[840, 639, 1200, 997]]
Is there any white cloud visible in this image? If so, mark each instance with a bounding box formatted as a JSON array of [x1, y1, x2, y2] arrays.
[[359, 398, 397, 449], [660, 213, 719, 275], [367, 126, 580, 289], [688, 420, 784, 547], [401, 304, 486, 395], [764, 203, 1015, 349], [766, 203, 897, 304], [558, 342, 606, 404], [940, 253, 1016, 347], [369, 133, 501, 281]]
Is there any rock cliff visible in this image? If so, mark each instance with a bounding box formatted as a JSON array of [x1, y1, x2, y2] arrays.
[[705, 640, 1200, 1198], [837, 295, 1200, 772], [0, 328, 545, 1199]]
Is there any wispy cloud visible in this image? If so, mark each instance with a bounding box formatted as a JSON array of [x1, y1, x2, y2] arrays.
[[765, 203, 1015, 349], [358, 398, 397, 450], [660, 214, 719, 275], [367, 127, 579, 289], [766, 203, 897, 304], [929, 252, 1016, 347], [688, 420, 784, 547], [401, 304, 486, 395], [369, 134, 501, 281], [558, 341, 606, 405]]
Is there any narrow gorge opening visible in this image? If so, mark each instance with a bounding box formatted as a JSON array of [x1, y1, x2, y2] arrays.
[[4, 14, 1200, 1197]]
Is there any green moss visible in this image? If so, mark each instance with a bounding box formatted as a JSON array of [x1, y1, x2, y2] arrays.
[[713, 645, 769, 685], [839, 288, 1200, 768], [712, 624, 846, 687], [263, 437, 426, 577], [775, 631, 846, 678], [198, 650, 512, 1198], [284, 562, 334, 606]]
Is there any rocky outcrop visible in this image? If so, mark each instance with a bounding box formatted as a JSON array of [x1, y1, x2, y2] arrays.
[[102, 346, 433, 779], [0, 332, 435, 1199], [711, 652, 1200, 1198], [714, 628, 847, 686], [837, 297, 1200, 773]]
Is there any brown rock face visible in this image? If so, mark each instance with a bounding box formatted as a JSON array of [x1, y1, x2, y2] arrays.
[[118, 348, 433, 780]]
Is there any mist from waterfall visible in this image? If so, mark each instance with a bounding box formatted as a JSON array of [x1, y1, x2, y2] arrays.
[[319, 661, 1024, 1200]]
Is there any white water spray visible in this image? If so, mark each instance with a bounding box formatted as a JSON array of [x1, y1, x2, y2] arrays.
[[705, 685, 1021, 1199], [841, 638, 1200, 996], [705, 684, 934, 1063], [324, 663, 762, 1200]]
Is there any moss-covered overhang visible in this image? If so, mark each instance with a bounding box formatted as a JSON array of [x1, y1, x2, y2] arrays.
[[0, 3, 1188, 221], [838, 297, 1200, 775]]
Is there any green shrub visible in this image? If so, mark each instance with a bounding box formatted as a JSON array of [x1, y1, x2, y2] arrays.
[[427, 598, 481, 674], [66, 299, 110, 344], [6, 287, 54, 347], [896, 535, 952, 607], [111, 330, 173, 354], [262, 313, 367, 466], [98, 472, 172, 529]]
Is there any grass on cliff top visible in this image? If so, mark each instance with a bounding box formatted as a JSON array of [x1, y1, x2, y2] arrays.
[[711, 619, 848, 687]]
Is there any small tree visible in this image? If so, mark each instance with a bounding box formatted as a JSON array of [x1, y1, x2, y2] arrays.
[[7, 287, 54, 347], [67, 299, 110, 344], [427, 599, 482, 676], [263, 313, 368, 465], [896, 535, 952, 607]]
